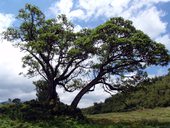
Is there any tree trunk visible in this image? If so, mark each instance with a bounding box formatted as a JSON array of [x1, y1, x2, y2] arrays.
[[48, 81, 59, 104], [70, 77, 100, 110]]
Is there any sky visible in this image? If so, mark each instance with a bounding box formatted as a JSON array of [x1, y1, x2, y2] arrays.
[[0, 0, 170, 108]]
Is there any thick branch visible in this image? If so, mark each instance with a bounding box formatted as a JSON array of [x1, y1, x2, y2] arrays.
[[57, 58, 86, 82], [57, 82, 75, 92], [39, 53, 55, 78], [23, 48, 50, 79]]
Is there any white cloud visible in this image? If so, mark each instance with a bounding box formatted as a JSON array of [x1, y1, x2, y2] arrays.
[[49, 0, 74, 19], [0, 13, 14, 33], [0, 13, 36, 102], [50, 0, 169, 20], [74, 24, 82, 32], [0, 13, 21, 77], [69, 9, 85, 19], [0, 41, 22, 74], [156, 34, 170, 50], [0, 43, 35, 101], [52, 0, 73, 14], [131, 7, 167, 39]]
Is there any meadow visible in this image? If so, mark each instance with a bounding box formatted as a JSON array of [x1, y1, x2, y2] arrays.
[[88, 107, 170, 123]]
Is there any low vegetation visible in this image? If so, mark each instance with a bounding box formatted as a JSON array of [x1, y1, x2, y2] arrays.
[[0, 115, 94, 128], [1, 107, 170, 128]]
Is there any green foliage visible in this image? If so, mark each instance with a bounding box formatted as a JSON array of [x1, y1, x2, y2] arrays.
[[33, 80, 56, 103]]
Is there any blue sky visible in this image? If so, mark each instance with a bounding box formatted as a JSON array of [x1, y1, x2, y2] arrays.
[[0, 0, 170, 108]]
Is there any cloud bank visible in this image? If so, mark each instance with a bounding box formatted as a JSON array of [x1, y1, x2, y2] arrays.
[[0, 13, 36, 102]]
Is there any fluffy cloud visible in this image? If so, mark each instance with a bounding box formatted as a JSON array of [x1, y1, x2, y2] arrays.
[[49, 0, 73, 16], [156, 34, 170, 50], [0, 13, 36, 102], [50, 0, 170, 50], [49, 0, 85, 20], [74, 24, 82, 32], [0, 13, 14, 33], [50, 0, 170, 20], [0, 39, 36, 102], [131, 7, 167, 38]]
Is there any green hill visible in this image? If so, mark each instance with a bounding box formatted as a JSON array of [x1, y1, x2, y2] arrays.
[[83, 74, 170, 114]]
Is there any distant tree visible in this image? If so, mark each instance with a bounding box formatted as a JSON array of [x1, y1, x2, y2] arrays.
[[8, 98, 12, 103], [12, 98, 21, 105]]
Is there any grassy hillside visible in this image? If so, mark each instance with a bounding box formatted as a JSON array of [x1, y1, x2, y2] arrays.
[[83, 74, 170, 114]]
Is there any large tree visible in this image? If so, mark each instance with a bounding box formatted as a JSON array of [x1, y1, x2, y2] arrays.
[[3, 4, 92, 103], [3, 4, 170, 110], [70, 17, 170, 109]]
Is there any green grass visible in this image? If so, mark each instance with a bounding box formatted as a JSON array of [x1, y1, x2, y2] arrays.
[[1, 107, 170, 128], [0, 115, 110, 128], [88, 107, 170, 123], [87, 107, 170, 127]]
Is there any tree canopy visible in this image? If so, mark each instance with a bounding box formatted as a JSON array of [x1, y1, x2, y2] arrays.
[[3, 4, 170, 110]]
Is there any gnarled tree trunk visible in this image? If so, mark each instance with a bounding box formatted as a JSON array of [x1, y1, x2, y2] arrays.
[[70, 77, 101, 110]]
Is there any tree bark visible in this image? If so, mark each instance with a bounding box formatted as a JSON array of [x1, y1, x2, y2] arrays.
[[48, 81, 59, 103]]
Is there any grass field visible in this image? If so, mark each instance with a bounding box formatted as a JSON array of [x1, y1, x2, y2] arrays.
[[87, 107, 170, 127], [88, 107, 170, 123], [1, 107, 170, 128]]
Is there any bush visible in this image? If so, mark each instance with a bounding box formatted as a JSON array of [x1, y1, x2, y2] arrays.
[[0, 99, 85, 121]]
